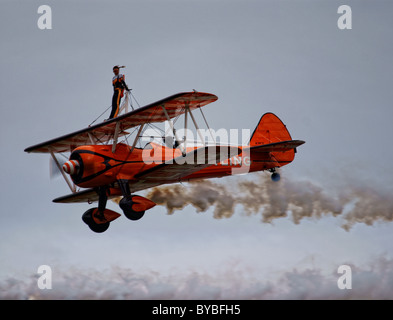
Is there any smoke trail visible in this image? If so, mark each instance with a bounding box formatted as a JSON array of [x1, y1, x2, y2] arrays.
[[145, 181, 237, 219], [146, 173, 393, 230], [2, 257, 393, 299]]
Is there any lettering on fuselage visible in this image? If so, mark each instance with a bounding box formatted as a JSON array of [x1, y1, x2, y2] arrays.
[[217, 156, 251, 166]]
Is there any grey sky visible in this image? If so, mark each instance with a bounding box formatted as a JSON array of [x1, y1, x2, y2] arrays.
[[1, 0, 393, 299]]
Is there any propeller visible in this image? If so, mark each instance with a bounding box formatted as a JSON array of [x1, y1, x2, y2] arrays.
[[49, 154, 67, 179]]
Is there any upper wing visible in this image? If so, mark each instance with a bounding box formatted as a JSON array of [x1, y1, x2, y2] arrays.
[[25, 92, 217, 154]]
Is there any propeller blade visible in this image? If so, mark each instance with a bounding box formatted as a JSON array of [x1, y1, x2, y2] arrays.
[[49, 154, 66, 179]]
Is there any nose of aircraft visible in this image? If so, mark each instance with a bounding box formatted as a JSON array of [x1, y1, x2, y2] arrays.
[[63, 160, 80, 175]]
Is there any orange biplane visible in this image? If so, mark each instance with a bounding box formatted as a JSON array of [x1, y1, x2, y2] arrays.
[[25, 91, 305, 233]]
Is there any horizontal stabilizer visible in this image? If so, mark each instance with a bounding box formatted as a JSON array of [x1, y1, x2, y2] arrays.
[[249, 140, 305, 153]]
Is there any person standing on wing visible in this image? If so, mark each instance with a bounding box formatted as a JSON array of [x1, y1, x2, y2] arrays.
[[110, 65, 130, 119]]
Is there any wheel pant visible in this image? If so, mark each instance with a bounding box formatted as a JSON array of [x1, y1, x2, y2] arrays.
[[110, 88, 122, 119]]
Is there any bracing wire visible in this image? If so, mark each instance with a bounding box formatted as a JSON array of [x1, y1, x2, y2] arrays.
[[130, 90, 141, 108], [89, 105, 112, 126]]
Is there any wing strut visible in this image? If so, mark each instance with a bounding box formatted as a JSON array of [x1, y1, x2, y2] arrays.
[[187, 105, 206, 147], [161, 104, 185, 155], [111, 122, 121, 153], [130, 123, 145, 154], [87, 132, 96, 145], [118, 91, 132, 114], [199, 107, 215, 144], [50, 150, 76, 193], [184, 106, 188, 153]]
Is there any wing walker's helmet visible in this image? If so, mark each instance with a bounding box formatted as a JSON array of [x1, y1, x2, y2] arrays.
[[113, 65, 125, 70]]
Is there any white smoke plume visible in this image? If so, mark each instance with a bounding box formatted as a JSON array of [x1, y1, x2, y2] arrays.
[[146, 173, 393, 230], [2, 257, 393, 299]]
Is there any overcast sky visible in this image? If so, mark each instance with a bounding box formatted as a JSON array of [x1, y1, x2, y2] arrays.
[[1, 0, 393, 299]]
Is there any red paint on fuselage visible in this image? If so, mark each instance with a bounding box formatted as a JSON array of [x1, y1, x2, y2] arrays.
[[70, 142, 295, 189]]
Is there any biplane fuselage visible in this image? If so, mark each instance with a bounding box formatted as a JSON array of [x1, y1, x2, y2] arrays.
[[65, 140, 295, 190], [25, 91, 304, 233]]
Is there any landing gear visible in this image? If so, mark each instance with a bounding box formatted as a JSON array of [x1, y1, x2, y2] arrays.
[[81, 181, 156, 232], [271, 172, 280, 181], [118, 179, 156, 221], [81, 186, 121, 233], [119, 196, 145, 221], [270, 168, 281, 182], [82, 208, 110, 233], [118, 179, 145, 221]]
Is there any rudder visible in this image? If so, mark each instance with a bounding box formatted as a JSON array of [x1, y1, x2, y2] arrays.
[[249, 112, 297, 167], [249, 113, 292, 147]]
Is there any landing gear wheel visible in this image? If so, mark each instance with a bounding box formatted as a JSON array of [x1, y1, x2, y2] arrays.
[[119, 197, 145, 221], [271, 172, 281, 182], [82, 208, 110, 233]]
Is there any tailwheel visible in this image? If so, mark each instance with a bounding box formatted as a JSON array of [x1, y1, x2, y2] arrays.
[[269, 168, 281, 182], [82, 208, 110, 233], [271, 172, 281, 182]]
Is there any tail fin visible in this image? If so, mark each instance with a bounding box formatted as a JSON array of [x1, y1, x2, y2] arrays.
[[249, 112, 292, 147], [249, 113, 302, 168]]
